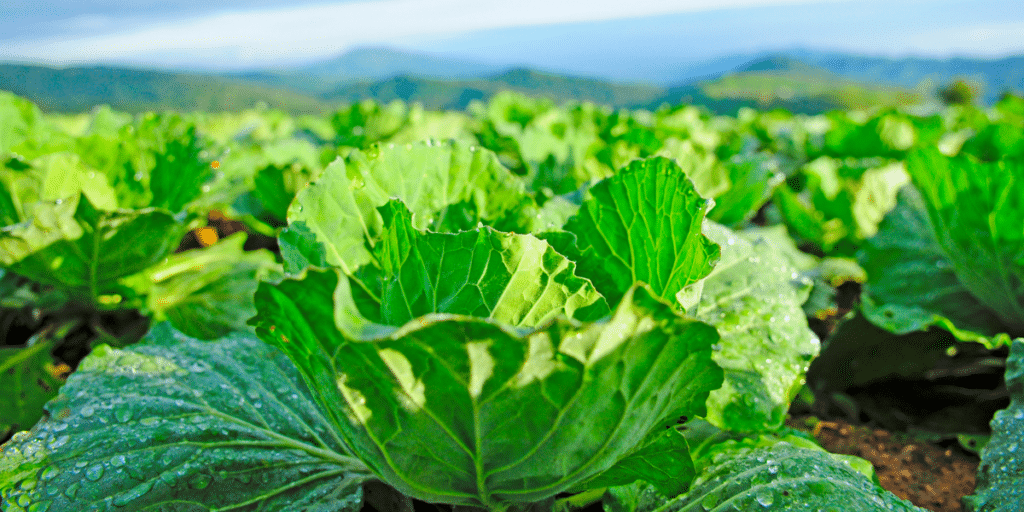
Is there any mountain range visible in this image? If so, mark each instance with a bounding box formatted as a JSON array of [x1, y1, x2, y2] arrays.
[[1, 46, 1020, 115]]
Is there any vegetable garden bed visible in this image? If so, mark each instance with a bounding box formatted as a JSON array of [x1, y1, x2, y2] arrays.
[[1, 90, 1022, 511]]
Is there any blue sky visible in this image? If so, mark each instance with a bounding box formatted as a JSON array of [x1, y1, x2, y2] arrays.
[[1, 0, 1021, 80]]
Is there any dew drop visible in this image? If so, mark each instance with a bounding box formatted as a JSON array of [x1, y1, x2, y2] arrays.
[[114, 406, 133, 423], [159, 472, 177, 486], [85, 464, 105, 481], [47, 435, 70, 450], [80, 405, 95, 417], [29, 500, 52, 511], [110, 454, 128, 467], [112, 481, 154, 506], [64, 482, 80, 499], [700, 494, 719, 510], [755, 490, 774, 507], [189, 473, 212, 490]]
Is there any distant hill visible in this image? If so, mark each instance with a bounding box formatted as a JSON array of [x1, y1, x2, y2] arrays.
[[786, 50, 1024, 103], [649, 55, 923, 114], [1, 54, 931, 116], [323, 68, 665, 109], [229, 47, 508, 95], [0, 63, 332, 114]]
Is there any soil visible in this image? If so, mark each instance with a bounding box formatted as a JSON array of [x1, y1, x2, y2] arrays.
[[786, 416, 979, 512]]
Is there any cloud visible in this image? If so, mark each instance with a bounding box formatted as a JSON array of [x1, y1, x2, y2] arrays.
[[1, 0, 846, 68], [904, 21, 1024, 56]]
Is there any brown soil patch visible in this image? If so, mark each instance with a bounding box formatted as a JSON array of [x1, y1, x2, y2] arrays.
[[789, 417, 979, 512]]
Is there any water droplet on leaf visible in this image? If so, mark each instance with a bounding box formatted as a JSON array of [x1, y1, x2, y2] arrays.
[[85, 464, 104, 481], [189, 473, 212, 490]]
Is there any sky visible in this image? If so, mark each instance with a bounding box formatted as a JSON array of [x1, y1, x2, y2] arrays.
[[2, 0, 1022, 80]]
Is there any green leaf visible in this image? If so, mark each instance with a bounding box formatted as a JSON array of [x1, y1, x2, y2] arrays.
[[279, 220, 330, 275], [251, 144, 320, 222], [860, 185, 1012, 348], [696, 222, 820, 431], [122, 233, 283, 339], [904, 149, 1024, 335], [573, 428, 696, 498], [706, 153, 783, 227], [671, 442, 926, 511], [0, 339, 62, 435], [288, 141, 528, 273], [253, 270, 723, 509], [600, 482, 666, 512], [774, 158, 909, 256], [965, 338, 1024, 511], [0, 177, 18, 227], [374, 200, 606, 326], [0, 91, 44, 155], [0, 323, 369, 512], [2, 195, 184, 304], [555, 156, 720, 306], [145, 122, 213, 213]]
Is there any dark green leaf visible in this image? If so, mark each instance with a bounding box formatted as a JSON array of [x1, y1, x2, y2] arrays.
[[0, 339, 62, 435], [3, 195, 184, 304], [904, 149, 1024, 336], [574, 428, 695, 498], [964, 338, 1024, 511], [860, 185, 1012, 348], [0, 323, 369, 512], [672, 443, 926, 511]]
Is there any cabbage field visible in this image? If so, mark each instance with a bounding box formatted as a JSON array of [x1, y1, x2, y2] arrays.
[[1, 89, 1022, 511]]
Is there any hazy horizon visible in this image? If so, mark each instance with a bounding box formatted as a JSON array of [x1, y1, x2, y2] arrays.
[[2, 0, 1021, 84]]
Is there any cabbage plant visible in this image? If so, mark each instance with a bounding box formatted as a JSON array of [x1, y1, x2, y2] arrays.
[[1, 147, 922, 511]]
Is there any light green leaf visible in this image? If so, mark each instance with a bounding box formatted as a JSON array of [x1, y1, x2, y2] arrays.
[[122, 233, 283, 339], [287, 141, 528, 273], [0, 323, 369, 512], [904, 149, 1024, 335], [0, 91, 44, 155], [374, 200, 606, 326], [860, 185, 1012, 348], [697, 222, 820, 432], [253, 270, 723, 509], [555, 156, 720, 307], [965, 338, 1024, 511], [671, 443, 926, 511]]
